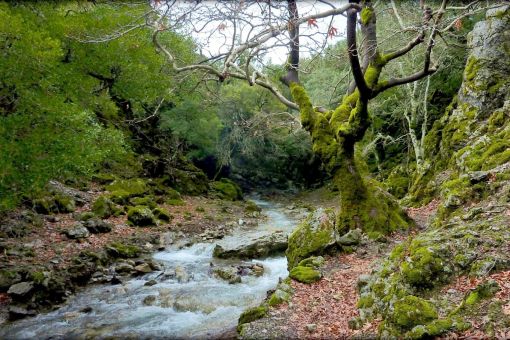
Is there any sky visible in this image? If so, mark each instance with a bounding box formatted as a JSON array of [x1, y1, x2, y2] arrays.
[[162, 1, 348, 65]]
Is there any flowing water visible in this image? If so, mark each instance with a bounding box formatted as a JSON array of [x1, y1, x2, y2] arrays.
[[0, 199, 300, 339]]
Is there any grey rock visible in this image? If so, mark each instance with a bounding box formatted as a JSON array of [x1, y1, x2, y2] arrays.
[[134, 263, 153, 274], [8, 282, 34, 297], [115, 263, 134, 274], [8, 306, 36, 320], [336, 228, 362, 246], [213, 231, 288, 259], [212, 267, 242, 284], [144, 279, 158, 287], [65, 223, 90, 239], [306, 324, 317, 332], [143, 295, 157, 306], [84, 218, 112, 234]]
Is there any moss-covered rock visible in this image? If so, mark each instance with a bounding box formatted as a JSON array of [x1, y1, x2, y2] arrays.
[[129, 196, 157, 209], [170, 168, 209, 196], [106, 178, 148, 198], [127, 206, 156, 227], [32, 193, 75, 214], [92, 195, 121, 218], [106, 242, 141, 258], [238, 306, 268, 330], [166, 198, 185, 206], [210, 178, 243, 201], [389, 295, 438, 330], [91, 173, 118, 185], [286, 208, 336, 270], [289, 265, 322, 284], [153, 207, 172, 222]]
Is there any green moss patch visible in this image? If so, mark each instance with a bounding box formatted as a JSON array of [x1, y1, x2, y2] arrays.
[[127, 206, 156, 226], [289, 265, 322, 284], [210, 178, 243, 201]]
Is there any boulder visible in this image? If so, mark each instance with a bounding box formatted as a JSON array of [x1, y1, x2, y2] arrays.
[[213, 232, 287, 259], [84, 218, 112, 234], [286, 209, 336, 269], [134, 263, 153, 274], [336, 228, 362, 246], [175, 266, 190, 283], [115, 263, 135, 274], [65, 223, 90, 239], [8, 306, 37, 320], [7, 281, 34, 299], [212, 267, 242, 284], [127, 206, 157, 227], [92, 196, 120, 218]]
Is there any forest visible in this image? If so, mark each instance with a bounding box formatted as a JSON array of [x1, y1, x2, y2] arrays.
[[0, 0, 509, 339]]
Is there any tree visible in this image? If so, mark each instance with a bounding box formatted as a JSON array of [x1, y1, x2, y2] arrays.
[[96, 0, 500, 234]]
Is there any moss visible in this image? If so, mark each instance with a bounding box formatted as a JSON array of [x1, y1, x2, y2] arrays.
[[297, 256, 325, 268], [407, 318, 454, 339], [91, 173, 117, 185], [129, 196, 157, 209], [238, 306, 268, 329], [464, 56, 480, 83], [166, 198, 185, 206], [401, 245, 444, 287], [153, 207, 172, 222], [32, 193, 75, 214], [210, 178, 243, 201], [171, 168, 209, 195], [106, 178, 148, 198], [390, 295, 438, 330], [30, 271, 46, 285], [289, 265, 322, 283], [360, 7, 373, 25], [285, 209, 336, 269], [488, 110, 506, 131], [268, 289, 291, 306], [76, 212, 95, 221], [106, 242, 141, 258], [245, 200, 262, 213], [127, 206, 156, 226], [357, 294, 375, 308], [92, 195, 121, 218], [465, 280, 499, 306]]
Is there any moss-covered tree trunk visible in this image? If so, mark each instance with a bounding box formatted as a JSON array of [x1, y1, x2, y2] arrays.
[[281, 1, 418, 237]]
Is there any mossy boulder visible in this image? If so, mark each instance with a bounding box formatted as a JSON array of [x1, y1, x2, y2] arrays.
[[401, 243, 445, 288], [210, 178, 243, 201], [238, 306, 268, 329], [92, 195, 121, 218], [0, 269, 22, 291], [32, 193, 75, 214], [91, 173, 118, 185], [289, 265, 322, 284], [106, 178, 148, 199], [153, 207, 172, 222], [389, 295, 438, 330], [170, 168, 209, 195], [268, 288, 291, 307], [106, 242, 141, 258], [129, 196, 157, 209], [127, 206, 156, 227], [286, 208, 336, 269]]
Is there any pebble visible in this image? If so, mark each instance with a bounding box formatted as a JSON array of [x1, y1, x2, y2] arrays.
[[306, 324, 317, 332]]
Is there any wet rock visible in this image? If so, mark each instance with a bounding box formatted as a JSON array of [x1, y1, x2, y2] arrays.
[[80, 306, 93, 313], [7, 282, 34, 299], [144, 279, 157, 287], [134, 263, 153, 274], [212, 267, 242, 284], [213, 231, 288, 259], [175, 266, 190, 283], [336, 228, 362, 246], [8, 306, 36, 320], [84, 218, 112, 234], [143, 295, 157, 306], [65, 223, 90, 239], [115, 263, 134, 274]]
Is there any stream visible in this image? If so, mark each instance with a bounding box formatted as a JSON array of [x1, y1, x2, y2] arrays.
[[0, 199, 300, 339]]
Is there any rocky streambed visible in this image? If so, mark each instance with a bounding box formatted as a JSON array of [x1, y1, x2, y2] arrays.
[[0, 198, 305, 339]]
